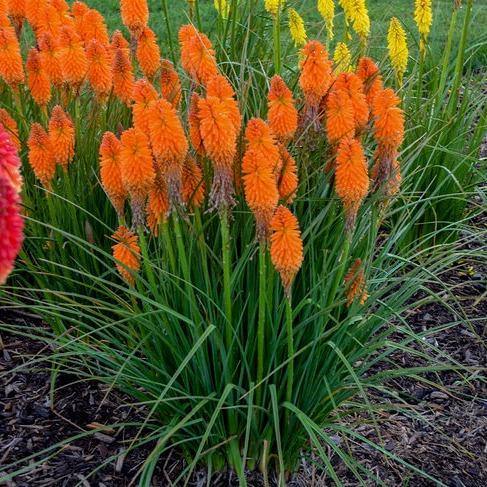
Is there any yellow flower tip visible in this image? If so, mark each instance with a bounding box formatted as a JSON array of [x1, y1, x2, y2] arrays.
[[339, 0, 370, 40], [318, 0, 335, 39], [213, 0, 229, 19], [387, 17, 408, 85], [414, 0, 432, 37], [333, 42, 352, 74], [289, 8, 307, 47], [265, 0, 284, 16]]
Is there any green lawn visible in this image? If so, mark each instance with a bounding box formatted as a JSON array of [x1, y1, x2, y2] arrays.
[[78, 0, 486, 69]]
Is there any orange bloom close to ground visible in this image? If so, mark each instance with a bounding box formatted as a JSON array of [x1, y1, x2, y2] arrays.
[[119, 127, 155, 228], [136, 26, 160, 79], [86, 39, 112, 102], [131, 78, 158, 133], [26, 47, 51, 107], [334, 137, 369, 231], [0, 26, 24, 86], [120, 0, 148, 38], [267, 75, 298, 143], [112, 48, 135, 105], [112, 225, 140, 285], [99, 131, 126, 219], [344, 258, 368, 306], [270, 205, 304, 296], [160, 59, 182, 109], [28, 123, 56, 190], [179, 24, 218, 85], [48, 105, 75, 171]]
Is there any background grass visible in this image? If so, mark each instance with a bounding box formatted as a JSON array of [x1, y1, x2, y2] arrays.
[[77, 0, 487, 70]]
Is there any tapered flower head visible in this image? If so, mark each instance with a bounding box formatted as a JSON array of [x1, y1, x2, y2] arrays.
[[299, 40, 333, 109], [356, 56, 383, 108], [131, 78, 158, 133], [334, 136, 369, 230], [182, 155, 205, 209], [26, 48, 51, 107], [28, 123, 56, 190], [242, 119, 280, 241], [289, 8, 307, 47], [112, 48, 135, 105], [333, 42, 351, 74], [0, 123, 22, 192], [7, 0, 26, 36], [160, 59, 182, 109], [146, 174, 169, 234], [48, 106, 75, 171], [99, 131, 126, 218], [111, 29, 130, 55], [265, 0, 284, 15], [267, 75, 298, 143], [59, 24, 88, 87], [0, 26, 24, 86], [112, 225, 140, 285], [120, 0, 148, 37], [37, 32, 63, 87], [414, 0, 432, 54], [339, 0, 370, 40], [86, 39, 112, 101], [277, 145, 298, 204], [318, 0, 334, 39], [372, 87, 404, 150], [178, 24, 218, 85], [387, 17, 408, 85], [119, 127, 155, 227], [25, 0, 48, 34], [206, 74, 242, 134], [136, 26, 160, 79], [213, 0, 229, 19], [270, 205, 303, 296], [334, 72, 369, 132], [78, 8, 109, 46], [344, 258, 368, 306], [0, 176, 24, 285], [325, 89, 355, 144], [0, 108, 20, 152]]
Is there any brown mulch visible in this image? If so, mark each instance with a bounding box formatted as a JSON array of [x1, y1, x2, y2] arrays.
[[1, 234, 486, 485]]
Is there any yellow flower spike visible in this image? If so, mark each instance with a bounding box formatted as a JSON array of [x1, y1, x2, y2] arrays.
[[318, 0, 335, 39], [388, 17, 408, 85], [265, 0, 284, 15], [289, 8, 307, 47], [333, 42, 352, 74], [339, 0, 370, 40], [214, 0, 230, 19], [414, 0, 432, 56]]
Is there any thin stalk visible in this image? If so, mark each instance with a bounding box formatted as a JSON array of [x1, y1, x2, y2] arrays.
[[326, 232, 351, 310], [436, 8, 458, 105], [273, 10, 281, 75], [161, 221, 177, 274], [285, 297, 294, 410], [256, 242, 267, 406], [161, 0, 176, 63], [220, 211, 233, 351]]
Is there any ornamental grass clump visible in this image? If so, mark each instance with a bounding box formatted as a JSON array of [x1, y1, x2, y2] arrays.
[[0, 1, 483, 484]]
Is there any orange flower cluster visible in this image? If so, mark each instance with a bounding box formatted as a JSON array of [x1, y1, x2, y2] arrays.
[[26, 47, 51, 107], [120, 0, 148, 39], [270, 206, 304, 296], [132, 78, 158, 133], [48, 105, 74, 171], [112, 225, 140, 285], [267, 75, 298, 143], [356, 57, 383, 109], [112, 47, 134, 106], [160, 60, 182, 109], [86, 39, 112, 102], [0, 25, 24, 86], [136, 26, 160, 79], [28, 123, 55, 190]]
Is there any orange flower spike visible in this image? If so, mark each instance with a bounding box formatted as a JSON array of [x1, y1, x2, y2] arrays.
[[111, 29, 130, 55], [26, 48, 51, 107], [146, 172, 169, 234], [334, 137, 369, 231], [270, 206, 304, 296], [0, 26, 24, 86], [86, 39, 112, 102], [372, 88, 404, 150], [334, 72, 369, 133], [136, 26, 160, 79], [299, 40, 333, 109], [120, 0, 148, 38], [99, 131, 126, 218], [119, 127, 155, 227], [0, 108, 20, 151], [182, 155, 205, 209], [245, 117, 281, 174], [112, 48, 135, 106], [356, 57, 384, 108], [179, 24, 218, 85], [131, 78, 158, 133], [325, 89, 355, 144], [48, 105, 75, 171], [37, 32, 63, 87], [344, 258, 368, 306], [7, 0, 26, 36], [206, 74, 242, 134], [79, 8, 110, 46], [58, 25, 88, 88], [268, 75, 298, 143], [27, 123, 56, 190], [278, 145, 298, 204], [160, 59, 182, 109], [71, 1, 89, 30], [25, 0, 48, 33], [42, 2, 63, 38], [188, 93, 204, 156], [112, 225, 140, 285]]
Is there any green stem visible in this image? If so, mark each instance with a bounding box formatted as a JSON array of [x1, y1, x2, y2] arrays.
[[326, 233, 351, 310], [256, 242, 267, 406], [138, 229, 159, 297], [437, 8, 458, 104], [285, 297, 294, 410], [161, 221, 176, 274], [161, 0, 176, 63], [273, 10, 281, 75], [220, 211, 233, 350]]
